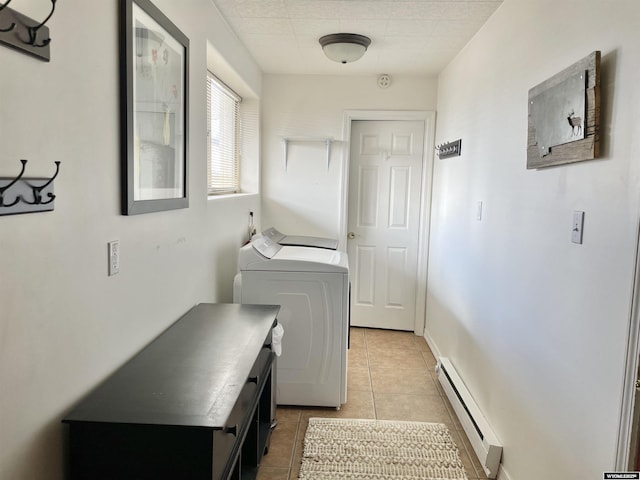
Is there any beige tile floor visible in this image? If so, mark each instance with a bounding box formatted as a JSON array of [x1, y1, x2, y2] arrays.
[[256, 327, 488, 480]]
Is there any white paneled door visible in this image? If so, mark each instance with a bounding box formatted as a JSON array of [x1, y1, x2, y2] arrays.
[[347, 120, 425, 331]]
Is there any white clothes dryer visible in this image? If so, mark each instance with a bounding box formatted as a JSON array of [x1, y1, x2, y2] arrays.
[[234, 236, 349, 408]]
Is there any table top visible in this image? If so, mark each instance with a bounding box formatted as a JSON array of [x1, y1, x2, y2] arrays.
[[62, 303, 279, 429]]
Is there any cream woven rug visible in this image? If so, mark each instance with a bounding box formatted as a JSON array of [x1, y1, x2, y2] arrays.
[[299, 418, 468, 480]]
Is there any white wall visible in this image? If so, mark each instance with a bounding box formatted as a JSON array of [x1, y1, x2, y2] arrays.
[[427, 0, 640, 478], [260, 75, 437, 238], [0, 1, 261, 478]]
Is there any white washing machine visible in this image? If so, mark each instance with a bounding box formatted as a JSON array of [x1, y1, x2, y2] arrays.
[[234, 236, 349, 408], [261, 226, 339, 250]]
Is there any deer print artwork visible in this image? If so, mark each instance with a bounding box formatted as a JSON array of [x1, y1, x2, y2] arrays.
[[567, 110, 582, 137]]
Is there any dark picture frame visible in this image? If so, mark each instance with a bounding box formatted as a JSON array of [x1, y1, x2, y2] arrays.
[[120, 0, 189, 215]]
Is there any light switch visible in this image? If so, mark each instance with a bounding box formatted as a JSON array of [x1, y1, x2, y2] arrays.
[[571, 211, 584, 244], [108, 240, 120, 275], [477, 201, 483, 221]]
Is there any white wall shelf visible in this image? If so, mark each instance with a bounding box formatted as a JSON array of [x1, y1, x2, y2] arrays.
[[282, 137, 334, 171]]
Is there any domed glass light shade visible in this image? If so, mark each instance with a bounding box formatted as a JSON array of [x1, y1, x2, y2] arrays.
[[319, 33, 371, 64]]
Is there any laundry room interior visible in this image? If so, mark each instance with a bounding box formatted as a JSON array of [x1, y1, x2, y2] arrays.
[[2, 1, 640, 480]]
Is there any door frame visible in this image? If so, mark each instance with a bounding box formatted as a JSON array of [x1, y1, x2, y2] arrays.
[[339, 110, 436, 336], [616, 223, 640, 469]]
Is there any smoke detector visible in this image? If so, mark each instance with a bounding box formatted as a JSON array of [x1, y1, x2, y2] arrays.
[[377, 74, 391, 89]]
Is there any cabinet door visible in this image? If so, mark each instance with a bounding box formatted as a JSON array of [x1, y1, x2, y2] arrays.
[[68, 423, 213, 479]]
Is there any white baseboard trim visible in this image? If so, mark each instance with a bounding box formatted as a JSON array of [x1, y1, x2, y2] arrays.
[[422, 328, 441, 368], [424, 328, 511, 480]]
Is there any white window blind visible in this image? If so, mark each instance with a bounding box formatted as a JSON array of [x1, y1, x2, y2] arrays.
[[207, 72, 241, 195]]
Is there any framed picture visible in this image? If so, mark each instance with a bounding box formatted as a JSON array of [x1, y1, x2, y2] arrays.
[[527, 51, 600, 169], [120, 0, 189, 215]]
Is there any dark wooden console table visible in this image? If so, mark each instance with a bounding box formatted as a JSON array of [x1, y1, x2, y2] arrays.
[[62, 303, 279, 480]]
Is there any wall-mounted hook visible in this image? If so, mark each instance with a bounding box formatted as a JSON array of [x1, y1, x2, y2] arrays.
[[0, 159, 27, 207], [0, 0, 15, 31], [1, 160, 60, 216], [0, 1, 53, 60], [26, 0, 56, 47], [435, 139, 462, 159], [21, 161, 60, 205]]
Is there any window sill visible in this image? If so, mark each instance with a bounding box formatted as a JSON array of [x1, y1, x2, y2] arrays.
[[207, 191, 257, 201]]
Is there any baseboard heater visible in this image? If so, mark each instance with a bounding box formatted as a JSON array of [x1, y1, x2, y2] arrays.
[[437, 357, 502, 478]]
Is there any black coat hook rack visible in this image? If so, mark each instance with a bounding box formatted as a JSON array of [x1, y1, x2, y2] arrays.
[[0, 0, 16, 32], [0, 0, 56, 61], [436, 139, 462, 159], [0, 159, 61, 216]]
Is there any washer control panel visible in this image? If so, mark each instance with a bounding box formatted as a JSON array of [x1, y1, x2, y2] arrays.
[[252, 236, 282, 259]]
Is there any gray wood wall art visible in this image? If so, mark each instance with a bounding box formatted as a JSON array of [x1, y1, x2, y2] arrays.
[[527, 51, 600, 169]]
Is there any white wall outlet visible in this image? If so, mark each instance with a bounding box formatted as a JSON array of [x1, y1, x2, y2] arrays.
[[108, 240, 120, 276], [571, 211, 584, 244]]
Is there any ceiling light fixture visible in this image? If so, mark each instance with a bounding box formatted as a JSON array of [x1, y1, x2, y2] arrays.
[[319, 33, 371, 64]]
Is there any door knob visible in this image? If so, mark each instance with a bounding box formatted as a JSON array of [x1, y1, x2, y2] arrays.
[[348, 232, 356, 239]]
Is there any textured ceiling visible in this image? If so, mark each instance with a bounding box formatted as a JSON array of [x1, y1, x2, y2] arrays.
[[211, 0, 503, 76]]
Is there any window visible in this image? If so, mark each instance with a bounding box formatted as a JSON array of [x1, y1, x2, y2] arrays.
[[207, 72, 241, 195]]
